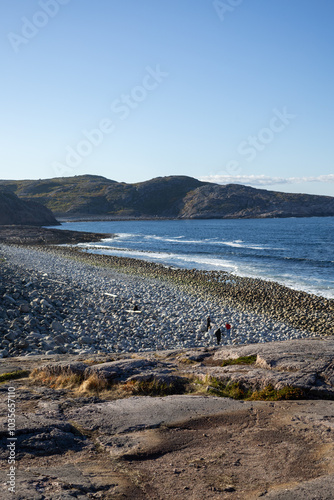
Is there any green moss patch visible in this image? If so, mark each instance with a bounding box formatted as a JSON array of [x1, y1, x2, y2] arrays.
[[0, 370, 30, 383], [178, 357, 199, 365], [206, 378, 305, 401], [207, 379, 253, 400], [122, 377, 188, 397], [220, 355, 257, 367], [249, 384, 305, 401]]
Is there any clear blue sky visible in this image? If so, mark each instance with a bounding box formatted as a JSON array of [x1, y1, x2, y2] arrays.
[[1, 0, 333, 196]]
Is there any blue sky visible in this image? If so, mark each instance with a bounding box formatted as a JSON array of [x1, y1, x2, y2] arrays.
[[1, 0, 333, 196]]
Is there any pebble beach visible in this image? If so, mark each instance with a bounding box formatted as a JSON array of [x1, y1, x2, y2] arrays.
[[1, 239, 332, 359]]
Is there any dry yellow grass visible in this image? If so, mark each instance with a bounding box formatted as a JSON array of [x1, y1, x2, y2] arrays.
[[77, 374, 109, 394], [30, 368, 83, 389]]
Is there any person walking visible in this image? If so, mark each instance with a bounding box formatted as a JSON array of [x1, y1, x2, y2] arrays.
[[214, 327, 222, 345]]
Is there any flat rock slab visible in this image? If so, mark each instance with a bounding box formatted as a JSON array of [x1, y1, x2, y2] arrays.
[[0, 462, 125, 500], [264, 474, 334, 500], [85, 359, 159, 381], [209, 337, 334, 396], [290, 399, 334, 432], [34, 361, 88, 377], [213, 337, 334, 364], [35, 358, 165, 383], [66, 395, 251, 434], [0, 390, 333, 498]]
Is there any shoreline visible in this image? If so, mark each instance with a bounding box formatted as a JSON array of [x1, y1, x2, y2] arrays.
[[0, 225, 332, 360], [51, 219, 334, 300], [0, 225, 112, 245], [0, 239, 333, 359], [37, 243, 334, 335], [78, 245, 334, 300], [57, 214, 334, 222]]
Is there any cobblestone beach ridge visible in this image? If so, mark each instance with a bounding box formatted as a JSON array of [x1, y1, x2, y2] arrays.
[[0, 242, 332, 358]]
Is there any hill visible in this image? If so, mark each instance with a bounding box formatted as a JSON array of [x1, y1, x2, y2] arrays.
[[0, 190, 59, 226], [179, 183, 334, 219], [0, 175, 205, 217], [1, 174, 334, 219]]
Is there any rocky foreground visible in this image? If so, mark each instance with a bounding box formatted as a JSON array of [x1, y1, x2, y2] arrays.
[[0, 232, 334, 498], [0, 340, 334, 499]]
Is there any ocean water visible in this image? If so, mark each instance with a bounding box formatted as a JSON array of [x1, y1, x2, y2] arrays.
[[50, 217, 334, 299]]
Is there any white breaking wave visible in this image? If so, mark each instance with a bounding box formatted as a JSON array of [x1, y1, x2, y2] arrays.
[[113, 233, 274, 251], [82, 246, 334, 298], [220, 240, 266, 250], [113, 233, 138, 239], [61, 219, 334, 300], [85, 247, 239, 272]]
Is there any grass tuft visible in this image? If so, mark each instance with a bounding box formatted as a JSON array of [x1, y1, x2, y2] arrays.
[[248, 384, 305, 401], [122, 377, 188, 397], [178, 357, 198, 365], [30, 369, 84, 389], [207, 378, 253, 399], [29, 365, 306, 402], [77, 374, 109, 394], [206, 377, 305, 401]]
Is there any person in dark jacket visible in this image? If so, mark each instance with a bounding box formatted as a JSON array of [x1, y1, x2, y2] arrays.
[[214, 327, 222, 345]]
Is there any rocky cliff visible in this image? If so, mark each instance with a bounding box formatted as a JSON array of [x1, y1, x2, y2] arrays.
[[180, 183, 334, 219], [0, 190, 59, 226]]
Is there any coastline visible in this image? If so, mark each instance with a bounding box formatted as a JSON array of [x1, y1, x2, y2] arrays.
[[41, 244, 334, 336], [0, 231, 333, 359], [0, 225, 111, 245], [0, 224, 332, 359], [51, 216, 334, 300]]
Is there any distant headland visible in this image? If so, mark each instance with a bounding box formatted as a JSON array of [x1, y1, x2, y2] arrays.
[[1, 174, 334, 221]]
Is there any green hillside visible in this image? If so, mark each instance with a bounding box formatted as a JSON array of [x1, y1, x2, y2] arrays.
[[1, 175, 334, 219]]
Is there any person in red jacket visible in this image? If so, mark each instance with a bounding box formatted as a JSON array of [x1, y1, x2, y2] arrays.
[[225, 322, 231, 331]]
